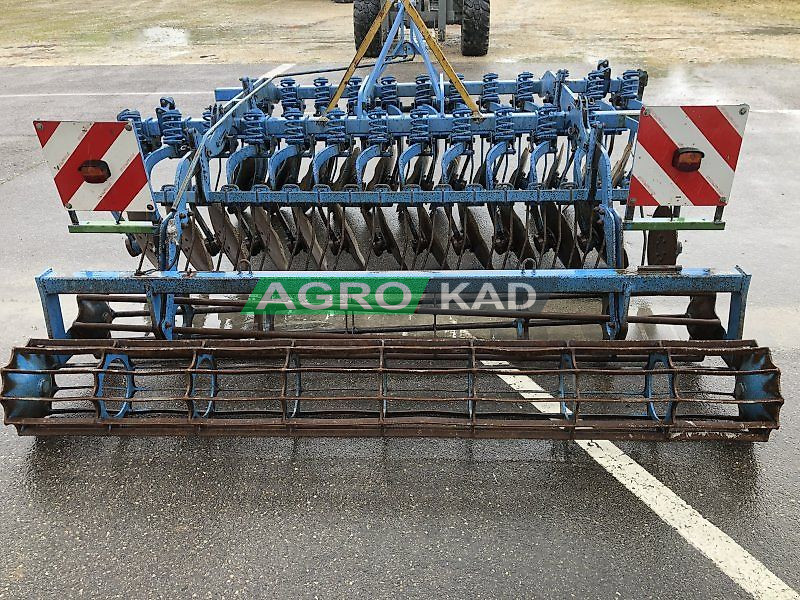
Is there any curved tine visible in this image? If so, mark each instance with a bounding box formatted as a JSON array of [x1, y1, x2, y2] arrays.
[[439, 142, 466, 186], [484, 141, 509, 191], [510, 146, 530, 189], [366, 152, 394, 191], [356, 145, 383, 189], [331, 149, 359, 192], [398, 142, 426, 187], [313, 145, 339, 185], [473, 159, 488, 189], [299, 158, 316, 191], [407, 155, 429, 188], [544, 145, 564, 189], [441, 153, 462, 188]]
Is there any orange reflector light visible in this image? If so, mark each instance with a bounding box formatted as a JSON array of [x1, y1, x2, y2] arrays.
[[672, 147, 704, 172], [78, 160, 111, 184]]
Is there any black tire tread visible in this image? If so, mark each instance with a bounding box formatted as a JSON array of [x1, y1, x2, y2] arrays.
[[354, 0, 384, 58], [460, 0, 489, 56]]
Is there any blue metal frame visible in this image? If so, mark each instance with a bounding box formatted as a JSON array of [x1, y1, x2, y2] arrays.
[[36, 267, 751, 342]]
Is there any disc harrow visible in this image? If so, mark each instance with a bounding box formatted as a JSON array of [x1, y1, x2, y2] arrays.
[[3, 0, 784, 440]]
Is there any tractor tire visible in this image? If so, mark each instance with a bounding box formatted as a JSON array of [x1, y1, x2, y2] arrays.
[[354, 0, 384, 58], [460, 0, 489, 56]]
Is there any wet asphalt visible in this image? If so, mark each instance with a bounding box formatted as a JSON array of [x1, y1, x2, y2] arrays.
[[0, 63, 798, 599]]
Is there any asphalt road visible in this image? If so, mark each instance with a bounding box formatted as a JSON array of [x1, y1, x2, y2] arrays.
[[0, 62, 798, 599]]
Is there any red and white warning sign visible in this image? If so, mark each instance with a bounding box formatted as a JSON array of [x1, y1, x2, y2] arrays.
[[629, 105, 749, 207], [34, 120, 153, 213]]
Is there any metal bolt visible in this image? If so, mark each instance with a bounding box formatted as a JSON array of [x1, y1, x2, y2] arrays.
[[642, 108, 650, 117], [739, 106, 748, 115], [719, 196, 728, 204], [125, 123, 133, 131], [65, 203, 72, 210], [35, 122, 43, 130], [147, 204, 154, 211]]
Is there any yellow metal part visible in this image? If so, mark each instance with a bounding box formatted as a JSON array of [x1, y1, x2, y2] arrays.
[[326, 0, 483, 118], [398, 0, 482, 117], [327, 0, 395, 114]]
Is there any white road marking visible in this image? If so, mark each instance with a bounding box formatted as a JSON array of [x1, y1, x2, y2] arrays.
[[0, 63, 296, 99], [484, 359, 800, 600]]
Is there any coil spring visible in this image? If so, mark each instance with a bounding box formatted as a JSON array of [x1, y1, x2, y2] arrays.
[[535, 104, 557, 143], [409, 107, 430, 144], [117, 109, 145, 142], [346, 76, 362, 115], [515, 71, 535, 106], [324, 109, 347, 146], [585, 68, 606, 101], [283, 108, 305, 146], [414, 75, 434, 107], [367, 108, 390, 146], [159, 107, 184, 147], [201, 106, 216, 131], [494, 105, 514, 143], [313, 77, 331, 115], [450, 106, 472, 144], [446, 73, 465, 109], [621, 69, 640, 100], [481, 73, 500, 109], [379, 75, 400, 110], [242, 107, 267, 145], [280, 78, 302, 113], [586, 102, 600, 126]]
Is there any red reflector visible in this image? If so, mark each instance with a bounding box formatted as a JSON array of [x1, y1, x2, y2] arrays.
[[78, 160, 111, 184], [672, 148, 704, 172]]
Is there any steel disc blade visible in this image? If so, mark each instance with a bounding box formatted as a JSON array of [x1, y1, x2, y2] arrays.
[[251, 207, 290, 270], [460, 205, 493, 268], [208, 204, 250, 269], [179, 219, 214, 271], [416, 206, 450, 269]]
